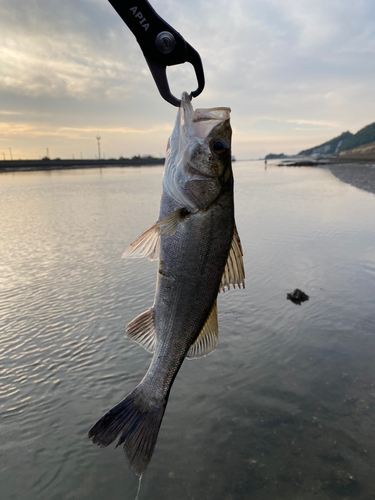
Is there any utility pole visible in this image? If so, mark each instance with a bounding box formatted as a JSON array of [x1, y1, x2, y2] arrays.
[[96, 136, 101, 160], [2, 153, 5, 161], [9, 148, 13, 160], [46, 147, 49, 158]]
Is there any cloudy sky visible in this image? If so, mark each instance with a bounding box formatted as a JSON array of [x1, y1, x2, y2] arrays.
[[1, 0, 375, 160]]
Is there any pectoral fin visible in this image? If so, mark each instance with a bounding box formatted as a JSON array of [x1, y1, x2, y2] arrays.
[[122, 224, 161, 261], [187, 301, 218, 359], [156, 208, 185, 236], [220, 224, 245, 292], [126, 308, 156, 353], [122, 209, 186, 261]]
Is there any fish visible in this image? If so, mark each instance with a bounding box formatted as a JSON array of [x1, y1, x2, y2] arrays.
[[88, 92, 245, 476]]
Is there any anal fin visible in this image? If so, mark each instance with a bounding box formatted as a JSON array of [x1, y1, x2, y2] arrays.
[[187, 301, 218, 359], [126, 308, 156, 353]]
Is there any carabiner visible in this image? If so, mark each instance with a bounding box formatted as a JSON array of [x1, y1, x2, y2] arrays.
[[108, 0, 205, 106]]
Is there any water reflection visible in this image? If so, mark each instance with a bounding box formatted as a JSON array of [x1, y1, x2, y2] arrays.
[[0, 163, 375, 499]]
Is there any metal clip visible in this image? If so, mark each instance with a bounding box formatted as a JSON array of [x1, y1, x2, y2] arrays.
[[108, 0, 205, 106], [145, 41, 205, 106]]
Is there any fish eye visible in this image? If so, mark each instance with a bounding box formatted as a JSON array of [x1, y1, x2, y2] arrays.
[[212, 140, 228, 155]]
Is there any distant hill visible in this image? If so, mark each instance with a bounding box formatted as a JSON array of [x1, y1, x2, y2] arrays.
[[339, 122, 375, 152], [298, 131, 353, 156], [298, 122, 375, 157], [265, 153, 286, 160]]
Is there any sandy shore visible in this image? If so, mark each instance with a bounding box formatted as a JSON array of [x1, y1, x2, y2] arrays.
[[327, 162, 375, 195]]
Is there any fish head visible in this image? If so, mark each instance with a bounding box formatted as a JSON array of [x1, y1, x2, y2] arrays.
[[163, 92, 232, 212]]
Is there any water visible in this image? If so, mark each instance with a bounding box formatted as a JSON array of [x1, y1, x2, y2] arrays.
[[1, 162, 375, 499]]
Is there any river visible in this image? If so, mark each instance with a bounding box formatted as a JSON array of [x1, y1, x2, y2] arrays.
[[1, 162, 374, 499]]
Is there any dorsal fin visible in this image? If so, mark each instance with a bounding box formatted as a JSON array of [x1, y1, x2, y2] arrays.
[[220, 224, 245, 292], [122, 209, 186, 261], [126, 308, 156, 353], [186, 301, 218, 359]]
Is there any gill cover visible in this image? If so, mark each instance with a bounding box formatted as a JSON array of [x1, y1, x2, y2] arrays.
[[163, 92, 231, 212]]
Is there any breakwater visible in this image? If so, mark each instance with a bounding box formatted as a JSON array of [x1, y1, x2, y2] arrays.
[[0, 158, 165, 173]]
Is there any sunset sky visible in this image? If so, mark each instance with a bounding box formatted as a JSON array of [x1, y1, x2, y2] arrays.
[[1, 0, 375, 160]]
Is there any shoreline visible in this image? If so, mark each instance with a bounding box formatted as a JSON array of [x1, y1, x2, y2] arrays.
[[327, 162, 375, 195], [0, 158, 165, 173], [4, 157, 375, 196], [277, 156, 375, 195]]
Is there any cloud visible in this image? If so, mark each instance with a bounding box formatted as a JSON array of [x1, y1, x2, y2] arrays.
[[0, 111, 22, 116], [0, 121, 172, 139], [0, 1, 140, 101], [1, 0, 375, 158]]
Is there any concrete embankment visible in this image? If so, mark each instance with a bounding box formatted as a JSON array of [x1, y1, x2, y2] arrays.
[[338, 141, 375, 161], [0, 158, 165, 173]]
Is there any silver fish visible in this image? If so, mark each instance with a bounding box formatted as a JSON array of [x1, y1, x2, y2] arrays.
[[88, 92, 245, 476]]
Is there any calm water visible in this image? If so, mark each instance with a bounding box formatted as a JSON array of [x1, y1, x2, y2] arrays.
[[1, 162, 375, 500]]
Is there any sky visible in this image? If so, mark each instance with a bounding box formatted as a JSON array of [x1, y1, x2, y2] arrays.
[[1, 0, 375, 160]]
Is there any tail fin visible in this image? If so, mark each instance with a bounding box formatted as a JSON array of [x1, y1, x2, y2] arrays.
[[88, 386, 167, 476]]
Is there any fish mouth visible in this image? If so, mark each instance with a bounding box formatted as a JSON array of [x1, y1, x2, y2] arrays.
[[163, 93, 231, 211], [193, 107, 231, 123], [180, 92, 231, 140], [179, 92, 195, 128]]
